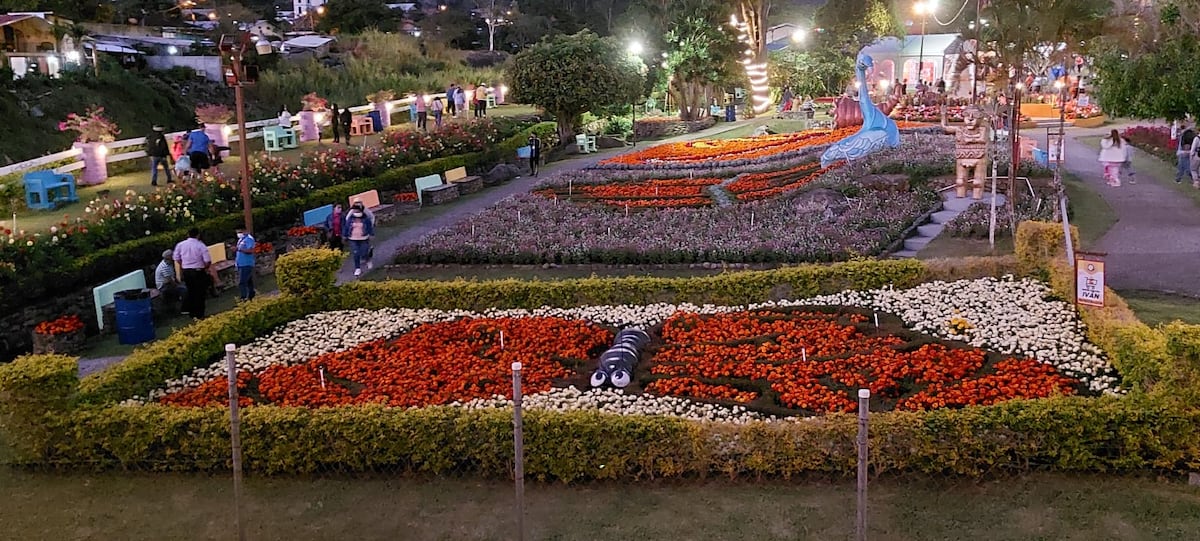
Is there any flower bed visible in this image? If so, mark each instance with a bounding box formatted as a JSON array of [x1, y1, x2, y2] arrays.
[[136, 276, 1118, 421], [534, 177, 723, 209], [32, 315, 86, 354], [1121, 125, 1175, 164]]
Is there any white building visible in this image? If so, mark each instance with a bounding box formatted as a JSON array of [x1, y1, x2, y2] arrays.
[[293, 0, 328, 18]]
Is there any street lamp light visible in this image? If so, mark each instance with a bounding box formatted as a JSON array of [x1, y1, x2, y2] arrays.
[[791, 27, 807, 43], [913, 0, 936, 87], [221, 34, 275, 233], [627, 40, 646, 144]]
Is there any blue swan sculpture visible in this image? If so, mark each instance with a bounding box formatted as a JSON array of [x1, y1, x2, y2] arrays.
[[820, 52, 901, 168]]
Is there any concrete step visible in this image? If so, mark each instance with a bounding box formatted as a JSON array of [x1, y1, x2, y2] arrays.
[[917, 223, 944, 237], [904, 236, 933, 252], [892, 249, 919, 259], [930, 210, 959, 224], [941, 192, 1006, 212]]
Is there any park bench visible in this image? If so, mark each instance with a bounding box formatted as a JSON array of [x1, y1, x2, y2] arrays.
[[23, 170, 78, 211], [415, 173, 459, 206], [263, 125, 299, 152], [444, 166, 482, 194], [348, 189, 396, 224], [303, 204, 334, 229], [93, 270, 164, 333], [575, 134, 598, 154]]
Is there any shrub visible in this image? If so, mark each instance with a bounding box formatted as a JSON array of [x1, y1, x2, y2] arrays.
[[277, 248, 343, 297], [1015, 220, 1078, 274], [0, 354, 77, 462]]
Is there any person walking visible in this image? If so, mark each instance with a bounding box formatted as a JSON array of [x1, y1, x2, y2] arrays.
[[1176, 125, 1196, 184], [173, 228, 212, 318], [454, 85, 467, 119], [234, 227, 256, 301], [331, 103, 342, 143], [155, 249, 187, 313], [446, 83, 458, 117], [779, 86, 793, 113], [1098, 129, 1127, 187], [145, 125, 173, 186], [527, 132, 542, 177], [186, 124, 212, 174], [415, 93, 428, 131], [1191, 133, 1200, 188], [474, 83, 488, 117], [323, 203, 345, 250], [342, 199, 375, 277], [340, 107, 353, 145], [431, 96, 444, 129]]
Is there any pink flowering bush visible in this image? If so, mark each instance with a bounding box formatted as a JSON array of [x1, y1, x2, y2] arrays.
[[57, 107, 120, 143], [1121, 125, 1174, 163], [300, 92, 328, 111], [195, 103, 234, 124]]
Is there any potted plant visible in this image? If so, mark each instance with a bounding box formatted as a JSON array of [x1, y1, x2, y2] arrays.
[[298, 93, 328, 142], [286, 225, 322, 251], [252, 241, 277, 276], [58, 107, 120, 185], [32, 314, 86, 354], [195, 103, 234, 156], [368, 89, 396, 128]]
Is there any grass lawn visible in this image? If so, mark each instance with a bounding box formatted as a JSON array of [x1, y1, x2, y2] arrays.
[[1119, 289, 1200, 327], [1064, 172, 1117, 247], [712, 116, 834, 140], [0, 469, 1196, 541]]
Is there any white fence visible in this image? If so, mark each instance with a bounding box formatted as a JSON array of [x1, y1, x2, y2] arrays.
[[0, 90, 490, 179]]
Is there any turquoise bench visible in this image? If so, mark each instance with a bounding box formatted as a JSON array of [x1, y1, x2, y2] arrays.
[[24, 170, 78, 211], [263, 125, 299, 152], [92, 270, 146, 331], [414, 174, 444, 205], [303, 204, 334, 228]]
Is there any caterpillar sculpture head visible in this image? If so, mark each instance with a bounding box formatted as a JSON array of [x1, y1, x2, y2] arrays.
[[856, 53, 875, 72]]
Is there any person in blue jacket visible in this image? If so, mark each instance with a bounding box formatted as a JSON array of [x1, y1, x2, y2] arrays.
[[342, 200, 375, 277]]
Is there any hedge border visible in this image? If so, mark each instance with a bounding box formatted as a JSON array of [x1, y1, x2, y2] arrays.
[[2, 229, 1198, 477], [2, 122, 557, 313]]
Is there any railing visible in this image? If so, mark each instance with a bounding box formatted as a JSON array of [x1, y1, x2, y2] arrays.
[[0, 90, 484, 179]]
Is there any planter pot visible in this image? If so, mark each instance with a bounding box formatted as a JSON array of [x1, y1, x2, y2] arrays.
[[204, 123, 230, 157], [287, 233, 321, 252], [1072, 115, 1106, 129], [255, 251, 277, 276], [375, 102, 392, 128], [299, 111, 319, 142], [73, 141, 108, 186], [32, 328, 85, 355]]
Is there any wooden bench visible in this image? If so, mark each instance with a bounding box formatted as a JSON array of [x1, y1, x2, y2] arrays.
[[349, 189, 396, 224], [444, 166, 482, 194], [263, 125, 299, 152], [415, 173, 460, 206], [92, 270, 148, 331], [576, 134, 598, 153], [208, 243, 237, 290]]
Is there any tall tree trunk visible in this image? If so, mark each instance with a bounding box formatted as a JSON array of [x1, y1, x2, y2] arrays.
[[555, 114, 581, 146]]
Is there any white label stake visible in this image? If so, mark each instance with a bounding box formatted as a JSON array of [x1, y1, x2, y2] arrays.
[[499, 330, 505, 350], [873, 312, 879, 328], [319, 367, 327, 390]]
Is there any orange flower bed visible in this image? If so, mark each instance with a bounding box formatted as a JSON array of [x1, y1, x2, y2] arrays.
[[601, 122, 928, 167], [648, 310, 1078, 414], [287, 225, 321, 237], [159, 317, 611, 408], [34, 314, 85, 336], [538, 177, 720, 209], [602, 198, 711, 208], [727, 161, 844, 201]]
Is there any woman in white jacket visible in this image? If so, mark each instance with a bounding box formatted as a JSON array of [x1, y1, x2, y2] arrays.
[[1098, 129, 1128, 187]]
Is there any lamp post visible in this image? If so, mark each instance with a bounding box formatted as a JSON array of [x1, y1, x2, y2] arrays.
[[914, 1, 936, 87], [627, 40, 645, 144], [221, 34, 274, 233]]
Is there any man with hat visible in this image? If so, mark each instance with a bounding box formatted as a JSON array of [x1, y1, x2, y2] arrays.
[[155, 248, 187, 313], [145, 125, 173, 186]]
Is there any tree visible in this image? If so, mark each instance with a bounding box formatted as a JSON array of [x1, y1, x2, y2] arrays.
[[504, 13, 554, 48], [1093, 0, 1200, 120], [768, 48, 854, 98], [318, 0, 401, 34], [663, 0, 742, 120], [812, 0, 901, 52], [475, 0, 515, 51], [420, 8, 475, 47], [507, 30, 644, 141]]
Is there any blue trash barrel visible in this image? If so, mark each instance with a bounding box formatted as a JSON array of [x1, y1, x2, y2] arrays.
[[725, 104, 736, 122], [367, 110, 383, 132], [114, 288, 155, 345]]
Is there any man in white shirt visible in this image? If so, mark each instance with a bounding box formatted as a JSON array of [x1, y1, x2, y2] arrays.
[[173, 228, 212, 318], [155, 249, 187, 312]]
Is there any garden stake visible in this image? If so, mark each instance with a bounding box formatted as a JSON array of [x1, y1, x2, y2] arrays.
[[873, 312, 879, 328], [856, 388, 870, 541], [750, 212, 755, 227], [511, 362, 526, 541], [625, 203, 629, 217], [500, 330, 505, 350], [318, 366, 327, 390], [802, 347, 807, 362], [224, 344, 247, 541]]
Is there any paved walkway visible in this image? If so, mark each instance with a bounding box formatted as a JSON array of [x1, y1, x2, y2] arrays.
[[335, 119, 758, 283], [1035, 122, 1200, 295]]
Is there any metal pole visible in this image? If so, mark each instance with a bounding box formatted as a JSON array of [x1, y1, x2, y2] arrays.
[[856, 388, 870, 541], [225, 343, 246, 541], [231, 50, 254, 233], [918, 18, 926, 87], [511, 362, 525, 541]]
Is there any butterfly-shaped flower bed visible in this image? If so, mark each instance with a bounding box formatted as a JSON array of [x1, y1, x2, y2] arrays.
[[533, 177, 722, 209]]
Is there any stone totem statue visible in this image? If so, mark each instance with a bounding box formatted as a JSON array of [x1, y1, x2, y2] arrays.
[[941, 104, 990, 199]]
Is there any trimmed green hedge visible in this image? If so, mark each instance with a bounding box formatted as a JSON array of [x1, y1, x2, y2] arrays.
[[276, 248, 343, 296], [3, 123, 556, 314]]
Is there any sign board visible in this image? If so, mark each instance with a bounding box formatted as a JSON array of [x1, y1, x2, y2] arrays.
[[1076, 255, 1105, 307], [1048, 134, 1065, 163]]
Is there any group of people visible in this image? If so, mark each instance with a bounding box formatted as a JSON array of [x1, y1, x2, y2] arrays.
[[278, 106, 359, 144], [320, 199, 377, 277], [891, 78, 947, 97], [144, 124, 229, 186], [1098, 129, 1135, 187], [1173, 125, 1200, 188], [777, 87, 816, 117], [445, 83, 492, 119], [155, 226, 258, 319]]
